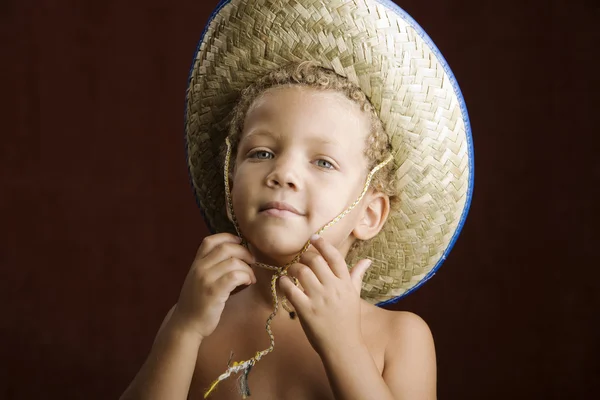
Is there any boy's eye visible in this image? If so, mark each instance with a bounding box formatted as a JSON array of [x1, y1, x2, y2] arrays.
[[250, 150, 274, 160], [316, 159, 334, 169]]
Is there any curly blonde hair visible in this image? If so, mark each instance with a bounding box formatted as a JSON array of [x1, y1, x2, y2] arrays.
[[224, 61, 398, 210]]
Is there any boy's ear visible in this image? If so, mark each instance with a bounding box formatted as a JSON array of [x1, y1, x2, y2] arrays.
[[352, 191, 390, 241]]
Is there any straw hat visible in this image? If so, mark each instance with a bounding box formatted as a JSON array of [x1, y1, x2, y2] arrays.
[[185, 0, 474, 306]]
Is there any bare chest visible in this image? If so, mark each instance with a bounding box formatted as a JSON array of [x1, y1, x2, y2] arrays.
[[188, 310, 385, 400]]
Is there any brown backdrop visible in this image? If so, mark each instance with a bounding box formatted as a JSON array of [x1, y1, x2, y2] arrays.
[[1, 0, 598, 399]]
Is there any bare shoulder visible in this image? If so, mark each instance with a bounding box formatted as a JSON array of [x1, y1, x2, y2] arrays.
[[363, 302, 437, 399], [386, 309, 433, 344], [361, 301, 433, 341]]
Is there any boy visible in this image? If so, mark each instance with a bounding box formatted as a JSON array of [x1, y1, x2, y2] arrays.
[[122, 0, 472, 399]]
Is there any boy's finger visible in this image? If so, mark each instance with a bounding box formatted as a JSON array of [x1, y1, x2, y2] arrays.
[[196, 233, 242, 259], [213, 264, 256, 295], [204, 258, 257, 286], [287, 262, 321, 296], [200, 242, 255, 268], [350, 259, 372, 295], [299, 252, 334, 285], [279, 276, 309, 311], [309, 234, 348, 279]]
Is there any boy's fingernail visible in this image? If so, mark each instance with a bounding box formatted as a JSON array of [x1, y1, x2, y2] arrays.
[[365, 259, 373, 268], [235, 236, 242, 243], [310, 234, 320, 242]]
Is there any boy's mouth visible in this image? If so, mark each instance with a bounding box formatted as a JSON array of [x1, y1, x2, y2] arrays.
[[259, 201, 304, 217]]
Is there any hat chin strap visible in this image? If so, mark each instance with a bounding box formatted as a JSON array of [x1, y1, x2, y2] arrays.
[[204, 137, 392, 399]]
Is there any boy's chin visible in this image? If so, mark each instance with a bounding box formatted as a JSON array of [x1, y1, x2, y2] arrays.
[[247, 235, 310, 266]]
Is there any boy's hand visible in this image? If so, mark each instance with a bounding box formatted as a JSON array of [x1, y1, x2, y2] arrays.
[[170, 233, 256, 340], [279, 235, 372, 356]]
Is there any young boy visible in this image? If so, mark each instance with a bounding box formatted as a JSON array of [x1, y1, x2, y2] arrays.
[[121, 0, 472, 399]]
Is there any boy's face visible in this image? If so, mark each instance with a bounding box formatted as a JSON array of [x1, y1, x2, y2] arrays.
[[231, 86, 372, 264]]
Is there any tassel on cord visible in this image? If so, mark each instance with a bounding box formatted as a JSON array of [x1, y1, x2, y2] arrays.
[[204, 358, 256, 399], [239, 362, 253, 398]]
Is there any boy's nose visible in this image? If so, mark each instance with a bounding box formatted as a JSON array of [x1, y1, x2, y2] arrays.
[[265, 157, 301, 190]]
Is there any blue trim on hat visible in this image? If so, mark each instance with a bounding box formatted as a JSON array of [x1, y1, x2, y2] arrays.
[[372, 0, 474, 306], [182, 0, 475, 306]]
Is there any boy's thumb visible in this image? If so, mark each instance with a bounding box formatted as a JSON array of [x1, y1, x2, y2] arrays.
[[351, 259, 372, 295]]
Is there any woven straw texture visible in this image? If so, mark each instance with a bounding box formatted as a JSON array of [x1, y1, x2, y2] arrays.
[[185, 0, 472, 305]]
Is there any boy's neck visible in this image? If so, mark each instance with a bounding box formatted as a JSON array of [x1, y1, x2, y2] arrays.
[[243, 245, 298, 312], [243, 265, 290, 314], [240, 236, 355, 313]]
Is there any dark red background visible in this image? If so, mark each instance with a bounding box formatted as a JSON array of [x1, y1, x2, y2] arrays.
[[1, 0, 598, 399]]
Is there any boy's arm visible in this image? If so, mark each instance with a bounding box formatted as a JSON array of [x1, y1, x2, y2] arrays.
[[381, 312, 437, 399], [321, 312, 436, 400], [120, 305, 203, 400], [120, 233, 256, 400]]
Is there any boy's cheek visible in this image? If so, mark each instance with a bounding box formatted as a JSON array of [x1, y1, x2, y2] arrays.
[[231, 168, 253, 190]]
